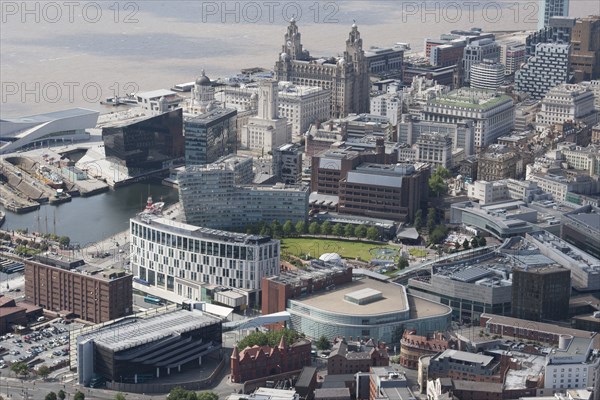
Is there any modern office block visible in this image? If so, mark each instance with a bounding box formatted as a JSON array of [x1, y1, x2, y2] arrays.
[[515, 43, 572, 100], [184, 108, 237, 166]]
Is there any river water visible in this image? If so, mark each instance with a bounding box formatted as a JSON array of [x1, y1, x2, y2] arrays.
[[1, 181, 179, 245]]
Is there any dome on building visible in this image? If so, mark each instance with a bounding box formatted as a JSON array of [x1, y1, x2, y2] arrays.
[[319, 253, 342, 263], [158, 96, 167, 104], [280, 52, 289, 62], [196, 69, 211, 86], [337, 58, 346, 66], [250, 92, 258, 100]]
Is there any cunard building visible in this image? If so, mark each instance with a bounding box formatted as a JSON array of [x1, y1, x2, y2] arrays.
[[274, 18, 370, 118]]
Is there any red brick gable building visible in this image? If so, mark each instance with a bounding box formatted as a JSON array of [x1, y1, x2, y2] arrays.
[[327, 338, 389, 375], [230, 336, 312, 383]]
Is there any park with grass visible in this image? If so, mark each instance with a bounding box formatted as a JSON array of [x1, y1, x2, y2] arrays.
[[281, 237, 401, 262]]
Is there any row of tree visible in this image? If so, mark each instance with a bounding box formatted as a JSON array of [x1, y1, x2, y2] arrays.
[[236, 328, 305, 350], [243, 220, 380, 241], [455, 236, 487, 250]]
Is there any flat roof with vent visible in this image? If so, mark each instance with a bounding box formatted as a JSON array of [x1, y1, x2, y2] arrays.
[[344, 288, 383, 305]]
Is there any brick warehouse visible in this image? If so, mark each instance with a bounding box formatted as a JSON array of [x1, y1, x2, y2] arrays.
[[24, 256, 132, 323], [230, 336, 312, 383]]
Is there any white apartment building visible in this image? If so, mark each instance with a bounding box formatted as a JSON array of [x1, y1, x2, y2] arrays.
[[470, 60, 505, 90], [130, 214, 280, 306], [544, 336, 600, 393], [240, 80, 292, 152], [370, 92, 403, 125], [467, 180, 510, 204], [178, 164, 309, 231], [536, 84, 598, 130], [466, 179, 542, 205], [422, 88, 515, 149], [135, 89, 184, 115]]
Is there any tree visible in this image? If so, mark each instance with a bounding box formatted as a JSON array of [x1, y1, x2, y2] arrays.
[[282, 220, 294, 238], [462, 238, 470, 250], [270, 220, 282, 238], [197, 393, 219, 400], [471, 237, 480, 249], [414, 209, 423, 231], [295, 221, 306, 235], [45, 393, 58, 400], [398, 257, 409, 270], [354, 224, 367, 239], [57, 390, 66, 400], [316, 335, 331, 350], [321, 221, 332, 236], [37, 364, 50, 380], [426, 208, 437, 232], [10, 362, 29, 377], [428, 174, 447, 197], [237, 328, 303, 351], [479, 236, 487, 247], [59, 236, 70, 248], [260, 225, 271, 236], [332, 223, 344, 237], [115, 394, 127, 400], [366, 227, 379, 241], [428, 225, 448, 245], [428, 166, 450, 198], [73, 392, 85, 400], [308, 222, 320, 235], [344, 224, 356, 238]]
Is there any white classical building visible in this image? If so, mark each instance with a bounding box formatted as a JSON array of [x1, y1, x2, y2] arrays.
[[130, 213, 281, 306], [422, 88, 515, 149], [536, 84, 598, 130], [414, 133, 453, 169], [240, 80, 291, 152], [217, 81, 329, 136], [278, 82, 330, 136]]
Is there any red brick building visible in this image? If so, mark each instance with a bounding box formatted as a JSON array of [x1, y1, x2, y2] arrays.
[[230, 336, 312, 383], [399, 329, 454, 370], [0, 296, 42, 334], [261, 261, 353, 316], [327, 338, 389, 375], [24, 258, 132, 324]]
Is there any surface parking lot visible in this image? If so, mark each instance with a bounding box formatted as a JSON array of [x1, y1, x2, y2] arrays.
[[0, 318, 84, 374]]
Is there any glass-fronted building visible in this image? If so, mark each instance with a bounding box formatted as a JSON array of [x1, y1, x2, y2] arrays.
[[102, 109, 184, 174], [184, 108, 237, 166]]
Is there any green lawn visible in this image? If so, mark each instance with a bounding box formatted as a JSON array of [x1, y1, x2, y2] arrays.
[[409, 248, 428, 257], [281, 237, 400, 262]]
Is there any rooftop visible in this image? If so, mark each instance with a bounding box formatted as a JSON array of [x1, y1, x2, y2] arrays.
[[80, 309, 220, 352], [435, 349, 494, 366], [291, 278, 408, 316], [132, 214, 275, 245], [564, 205, 600, 232], [428, 88, 512, 110]]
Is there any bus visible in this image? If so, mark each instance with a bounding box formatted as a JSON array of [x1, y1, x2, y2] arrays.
[[4, 263, 24, 274], [143, 295, 163, 306], [133, 277, 150, 286]]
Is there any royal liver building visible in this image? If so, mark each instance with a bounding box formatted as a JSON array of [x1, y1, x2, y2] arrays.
[[275, 19, 370, 118]]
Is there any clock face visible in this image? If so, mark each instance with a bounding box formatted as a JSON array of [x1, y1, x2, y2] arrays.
[[287, 40, 292, 48]]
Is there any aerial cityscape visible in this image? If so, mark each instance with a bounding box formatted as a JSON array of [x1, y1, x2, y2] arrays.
[[1, 1, 600, 400]]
